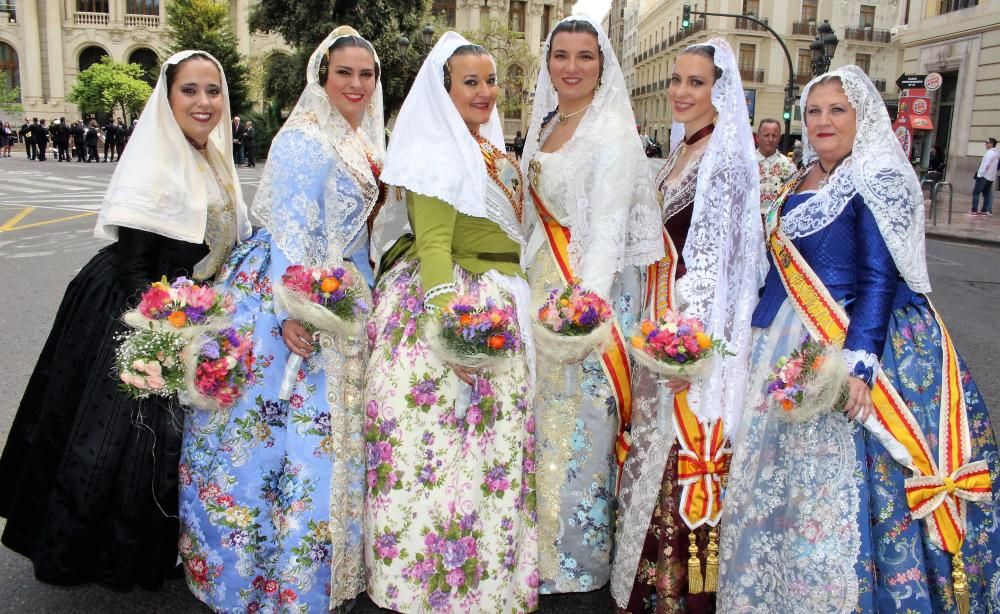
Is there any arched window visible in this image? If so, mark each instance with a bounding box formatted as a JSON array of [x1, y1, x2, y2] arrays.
[[0, 41, 19, 92], [126, 0, 158, 14], [128, 47, 159, 85], [79, 45, 109, 72]]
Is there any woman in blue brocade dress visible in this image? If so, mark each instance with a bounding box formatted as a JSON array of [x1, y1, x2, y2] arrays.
[[719, 66, 1000, 612], [178, 28, 385, 612]]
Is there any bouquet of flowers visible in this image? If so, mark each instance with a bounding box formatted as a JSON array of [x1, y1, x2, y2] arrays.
[[182, 326, 256, 411], [115, 330, 188, 399], [122, 276, 234, 336], [533, 283, 614, 363], [273, 264, 371, 400], [629, 311, 727, 378], [427, 295, 521, 371], [766, 338, 848, 423]]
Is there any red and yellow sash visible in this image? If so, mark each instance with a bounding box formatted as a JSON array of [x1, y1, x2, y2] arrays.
[[646, 228, 730, 531], [767, 177, 992, 579], [529, 185, 633, 471]]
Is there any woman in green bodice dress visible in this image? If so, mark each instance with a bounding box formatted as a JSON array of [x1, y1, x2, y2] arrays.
[[362, 32, 539, 613]]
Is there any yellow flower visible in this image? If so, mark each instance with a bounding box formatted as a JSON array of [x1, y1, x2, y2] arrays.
[[695, 332, 712, 350], [630, 336, 645, 349]]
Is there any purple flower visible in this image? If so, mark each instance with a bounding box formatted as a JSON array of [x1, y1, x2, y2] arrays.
[[459, 512, 478, 531], [418, 463, 437, 485], [421, 431, 435, 445], [310, 543, 330, 563], [446, 568, 466, 588], [459, 536, 478, 559], [200, 339, 221, 360], [466, 405, 483, 425], [184, 305, 207, 323], [428, 589, 450, 610], [313, 412, 331, 430], [411, 379, 438, 407], [226, 529, 249, 548], [443, 539, 468, 569], [500, 517, 514, 531], [379, 417, 398, 436], [259, 400, 286, 422]]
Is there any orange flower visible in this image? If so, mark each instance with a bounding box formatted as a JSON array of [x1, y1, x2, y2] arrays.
[[320, 277, 341, 293], [459, 314, 473, 327], [695, 332, 712, 350], [630, 336, 645, 349], [640, 321, 655, 336], [781, 399, 794, 412], [167, 310, 187, 328], [488, 335, 506, 350]]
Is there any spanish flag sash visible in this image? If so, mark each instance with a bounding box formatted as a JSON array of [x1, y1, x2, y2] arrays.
[[646, 226, 731, 593], [768, 175, 992, 612], [528, 184, 634, 472]]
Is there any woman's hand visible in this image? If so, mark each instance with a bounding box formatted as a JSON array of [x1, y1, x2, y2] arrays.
[[843, 376, 873, 422], [452, 364, 478, 386], [282, 319, 315, 358], [664, 377, 690, 394]]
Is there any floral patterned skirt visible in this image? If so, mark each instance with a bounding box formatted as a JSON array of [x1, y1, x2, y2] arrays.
[[363, 260, 538, 613], [719, 297, 1000, 613], [178, 231, 367, 612]]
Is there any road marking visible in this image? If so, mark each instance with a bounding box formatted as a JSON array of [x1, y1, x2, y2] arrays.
[[0, 207, 35, 231], [2, 211, 97, 232], [1, 180, 46, 194], [0, 202, 100, 212]]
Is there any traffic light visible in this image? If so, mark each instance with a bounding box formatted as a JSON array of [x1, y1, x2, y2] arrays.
[[783, 96, 793, 121], [682, 5, 691, 28], [783, 109, 792, 120]]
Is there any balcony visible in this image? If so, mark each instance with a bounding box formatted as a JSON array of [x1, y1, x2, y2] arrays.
[[792, 20, 817, 36], [124, 14, 160, 28], [739, 66, 766, 82], [735, 16, 769, 32], [74, 11, 109, 26], [843, 26, 892, 43]]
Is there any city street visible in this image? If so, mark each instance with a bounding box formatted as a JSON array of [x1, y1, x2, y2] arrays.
[[0, 155, 998, 613]]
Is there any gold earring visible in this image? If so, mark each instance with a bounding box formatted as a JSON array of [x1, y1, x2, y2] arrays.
[[367, 101, 375, 115]]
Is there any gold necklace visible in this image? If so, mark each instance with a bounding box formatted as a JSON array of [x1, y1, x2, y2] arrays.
[[556, 104, 591, 124]]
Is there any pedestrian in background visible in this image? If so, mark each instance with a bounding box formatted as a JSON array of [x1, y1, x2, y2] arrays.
[[970, 137, 997, 216], [102, 118, 117, 162], [1, 121, 12, 157], [54, 117, 71, 161], [19, 117, 32, 159], [241, 119, 255, 166], [231, 113, 244, 164], [115, 119, 126, 158], [33, 119, 48, 161], [71, 120, 86, 161], [756, 117, 796, 211], [85, 119, 100, 162], [0, 49, 249, 592]]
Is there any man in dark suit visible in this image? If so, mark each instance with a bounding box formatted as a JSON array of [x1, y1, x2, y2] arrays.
[[242, 120, 256, 167], [115, 119, 126, 158], [102, 118, 117, 162], [71, 121, 86, 161], [52, 117, 71, 161], [232, 115, 244, 165], [32, 119, 49, 161], [20, 118, 35, 159]]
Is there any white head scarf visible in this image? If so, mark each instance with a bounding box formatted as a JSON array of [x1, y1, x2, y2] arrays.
[[521, 15, 663, 276], [96, 50, 250, 243], [669, 39, 767, 433], [379, 31, 506, 219], [250, 26, 385, 269], [782, 65, 930, 293]]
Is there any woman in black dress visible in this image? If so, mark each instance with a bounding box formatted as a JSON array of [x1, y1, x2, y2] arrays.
[[0, 50, 251, 591]]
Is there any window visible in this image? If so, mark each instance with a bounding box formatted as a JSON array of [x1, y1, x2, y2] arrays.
[[859, 5, 875, 27], [77, 0, 109, 11], [938, 0, 977, 14], [541, 5, 552, 41], [432, 0, 456, 26], [743, 0, 760, 15], [855, 53, 871, 74], [739, 43, 756, 70], [0, 41, 19, 92], [509, 1, 526, 33], [126, 0, 157, 14], [78, 45, 109, 72], [801, 0, 818, 22], [796, 47, 812, 83], [128, 48, 159, 85]]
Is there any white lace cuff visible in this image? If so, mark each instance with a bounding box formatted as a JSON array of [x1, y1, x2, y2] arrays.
[[842, 348, 879, 387], [423, 282, 456, 308]]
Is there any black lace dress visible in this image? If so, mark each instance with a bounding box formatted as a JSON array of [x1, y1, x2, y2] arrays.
[[0, 228, 210, 590]]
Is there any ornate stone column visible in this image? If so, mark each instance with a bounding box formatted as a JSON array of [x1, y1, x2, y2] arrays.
[[19, 0, 44, 103], [527, 1, 544, 53], [109, 0, 122, 26], [45, 0, 66, 101]]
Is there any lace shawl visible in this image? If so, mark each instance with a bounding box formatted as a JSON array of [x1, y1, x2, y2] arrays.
[[521, 14, 663, 288], [793, 65, 930, 293], [661, 38, 767, 432], [250, 27, 385, 269]]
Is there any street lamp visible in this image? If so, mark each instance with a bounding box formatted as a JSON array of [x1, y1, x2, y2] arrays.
[[810, 20, 839, 76], [397, 35, 410, 55], [422, 25, 435, 46]]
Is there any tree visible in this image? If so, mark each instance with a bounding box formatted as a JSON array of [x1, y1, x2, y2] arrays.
[[248, 0, 435, 118], [166, 0, 250, 114], [463, 19, 538, 128], [67, 57, 153, 120], [0, 70, 22, 115]]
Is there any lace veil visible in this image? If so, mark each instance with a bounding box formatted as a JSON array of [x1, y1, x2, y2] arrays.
[[96, 50, 251, 243], [250, 26, 385, 269], [521, 15, 663, 280], [673, 39, 767, 431], [781, 65, 930, 292], [379, 31, 506, 223]]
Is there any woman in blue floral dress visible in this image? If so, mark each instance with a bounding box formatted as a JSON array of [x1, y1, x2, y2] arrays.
[[178, 27, 385, 612], [719, 66, 1000, 613], [363, 33, 538, 613]]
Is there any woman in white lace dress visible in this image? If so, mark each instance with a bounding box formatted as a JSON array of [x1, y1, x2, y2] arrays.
[[611, 40, 766, 613], [520, 15, 662, 596]]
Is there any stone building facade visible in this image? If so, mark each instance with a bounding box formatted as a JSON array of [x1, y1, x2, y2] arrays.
[[0, 0, 289, 123]]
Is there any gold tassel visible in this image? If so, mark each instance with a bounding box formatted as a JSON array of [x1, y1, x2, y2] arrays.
[[952, 552, 970, 614], [704, 525, 720, 593], [687, 531, 703, 594]]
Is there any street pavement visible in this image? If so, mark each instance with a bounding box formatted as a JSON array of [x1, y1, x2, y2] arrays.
[[0, 154, 997, 613]]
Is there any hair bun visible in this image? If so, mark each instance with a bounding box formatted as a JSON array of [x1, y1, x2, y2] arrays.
[[331, 25, 361, 38]]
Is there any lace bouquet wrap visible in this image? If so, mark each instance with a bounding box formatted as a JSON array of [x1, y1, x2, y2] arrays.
[[426, 295, 521, 372], [767, 338, 849, 423], [273, 263, 372, 400], [115, 276, 236, 401], [532, 282, 614, 364], [628, 311, 727, 379]]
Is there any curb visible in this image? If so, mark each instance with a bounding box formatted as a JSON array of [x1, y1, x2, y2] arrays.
[[925, 229, 1000, 248]]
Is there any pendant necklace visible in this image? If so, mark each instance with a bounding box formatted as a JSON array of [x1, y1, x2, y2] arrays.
[[556, 104, 591, 124], [815, 153, 850, 189], [678, 121, 715, 157]]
